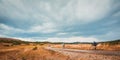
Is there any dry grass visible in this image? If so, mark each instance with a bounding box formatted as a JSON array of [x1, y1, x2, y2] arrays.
[[0, 45, 68, 60], [0, 38, 119, 60], [52, 44, 120, 51], [0, 43, 120, 60]]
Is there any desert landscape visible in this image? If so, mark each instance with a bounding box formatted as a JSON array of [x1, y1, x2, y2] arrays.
[[0, 38, 120, 60], [0, 0, 120, 60]]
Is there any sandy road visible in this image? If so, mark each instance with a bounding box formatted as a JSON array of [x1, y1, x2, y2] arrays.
[[46, 47, 120, 60], [46, 47, 120, 56]]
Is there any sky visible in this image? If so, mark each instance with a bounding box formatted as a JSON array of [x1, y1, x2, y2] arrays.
[[0, 0, 120, 42]]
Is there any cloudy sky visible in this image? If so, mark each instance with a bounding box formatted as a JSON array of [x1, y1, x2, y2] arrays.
[[0, 0, 120, 42]]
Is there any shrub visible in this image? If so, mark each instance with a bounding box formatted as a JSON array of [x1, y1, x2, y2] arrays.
[[12, 42, 21, 45], [32, 46, 38, 50], [22, 57, 26, 60]]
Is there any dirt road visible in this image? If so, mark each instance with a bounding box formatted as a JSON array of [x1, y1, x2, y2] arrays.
[[46, 47, 120, 60]]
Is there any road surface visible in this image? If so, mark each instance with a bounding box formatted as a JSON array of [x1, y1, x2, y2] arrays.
[[46, 47, 120, 56]]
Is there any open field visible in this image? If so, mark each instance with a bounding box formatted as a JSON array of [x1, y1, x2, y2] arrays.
[[0, 38, 120, 60], [0, 45, 68, 60], [0, 45, 120, 60], [51, 43, 120, 51]]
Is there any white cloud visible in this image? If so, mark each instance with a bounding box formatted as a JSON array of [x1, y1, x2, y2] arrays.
[[0, 24, 25, 34], [12, 36, 99, 42], [0, 0, 116, 34], [112, 11, 120, 17], [0, 23, 58, 34], [49, 0, 112, 24], [29, 22, 58, 33], [57, 32, 68, 35], [74, 0, 111, 20], [0, 34, 9, 37], [103, 20, 118, 26], [0, 0, 113, 25], [0, 0, 119, 42], [98, 31, 120, 40], [38, 36, 99, 42]]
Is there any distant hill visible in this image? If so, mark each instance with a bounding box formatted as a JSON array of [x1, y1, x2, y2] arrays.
[[0, 37, 120, 45], [99, 39, 120, 45], [50, 39, 120, 45], [0, 38, 23, 42], [0, 38, 29, 45]]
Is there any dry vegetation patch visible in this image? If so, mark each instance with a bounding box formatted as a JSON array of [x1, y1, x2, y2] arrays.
[[0, 46, 68, 60]]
